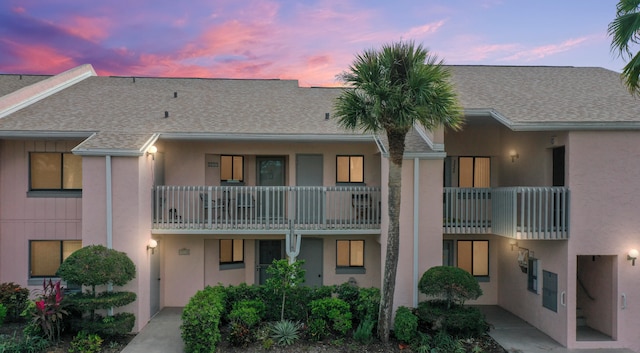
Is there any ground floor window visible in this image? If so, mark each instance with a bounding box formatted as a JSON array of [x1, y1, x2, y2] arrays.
[[30, 240, 82, 277], [528, 258, 539, 293], [336, 240, 364, 267], [220, 239, 244, 264], [457, 240, 489, 277]]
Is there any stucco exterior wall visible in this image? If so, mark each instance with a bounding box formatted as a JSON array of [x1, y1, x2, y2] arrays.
[[566, 131, 640, 351]]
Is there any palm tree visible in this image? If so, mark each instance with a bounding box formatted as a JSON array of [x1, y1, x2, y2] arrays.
[[334, 41, 463, 342], [609, 0, 640, 94]]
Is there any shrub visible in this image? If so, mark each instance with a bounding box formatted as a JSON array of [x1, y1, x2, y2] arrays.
[[227, 300, 264, 347], [0, 282, 30, 322], [181, 285, 226, 353], [69, 331, 103, 353], [224, 283, 262, 320], [57, 245, 137, 337], [309, 297, 352, 337], [269, 320, 301, 346], [352, 317, 375, 344], [416, 301, 488, 338], [0, 331, 50, 353], [0, 303, 6, 326], [418, 266, 482, 308], [393, 306, 418, 343], [353, 287, 380, 326], [32, 279, 69, 342]]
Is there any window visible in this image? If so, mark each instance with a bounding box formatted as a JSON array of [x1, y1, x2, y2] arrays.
[[542, 270, 558, 312], [30, 240, 82, 277], [30, 152, 82, 190], [457, 240, 489, 277], [458, 157, 490, 188], [220, 155, 244, 182], [528, 258, 538, 293], [336, 240, 364, 267], [336, 155, 364, 183], [220, 239, 243, 264]]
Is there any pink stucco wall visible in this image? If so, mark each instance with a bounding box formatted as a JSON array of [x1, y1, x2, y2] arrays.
[[0, 140, 82, 287]]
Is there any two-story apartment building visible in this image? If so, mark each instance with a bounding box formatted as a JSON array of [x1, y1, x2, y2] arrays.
[[0, 63, 639, 351]]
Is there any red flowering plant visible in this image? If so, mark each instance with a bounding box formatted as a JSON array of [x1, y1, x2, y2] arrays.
[[32, 279, 69, 342]]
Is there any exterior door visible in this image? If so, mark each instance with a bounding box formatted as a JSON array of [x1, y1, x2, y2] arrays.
[[298, 238, 323, 286], [257, 240, 283, 285], [296, 154, 323, 223], [149, 240, 161, 317], [257, 157, 285, 220]]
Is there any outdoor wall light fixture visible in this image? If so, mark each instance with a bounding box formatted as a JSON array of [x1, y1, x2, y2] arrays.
[[146, 145, 158, 160], [509, 150, 519, 162], [147, 239, 158, 254], [509, 239, 518, 251], [628, 249, 639, 266]]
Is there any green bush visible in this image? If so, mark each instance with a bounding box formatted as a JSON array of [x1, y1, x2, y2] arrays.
[[416, 301, 488, 338], [69, 331, 103, 353], [227, 300, 264, 347], [0, 282, 30, 323], [393, 306, 418, 343], [418, 266, 482, 308], [309, 297, 352, 337], [0, 303, 6, 326], [181, 285, 226, 353], [353, 287, 380, 325], [264, 259, 305, 321], [352, 317, 375, 344], [224, 283, 262, 320], [0, 331, 50, 353], [57, 245, 137, 337]]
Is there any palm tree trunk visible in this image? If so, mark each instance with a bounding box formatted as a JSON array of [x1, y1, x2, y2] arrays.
[[377, 129, 406, 342]]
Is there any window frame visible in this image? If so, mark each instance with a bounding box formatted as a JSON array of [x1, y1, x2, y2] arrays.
[[458, 156, 490, 188], [528, 258, 539, 293], [29, 152, 82, 192], [220, 155, 244, 183], [219, 239, 244, 267], [335, 239, 365, 274], [336, 155, 364, 184], [456, 240, 489, 279], [29, 240, 82, 279]]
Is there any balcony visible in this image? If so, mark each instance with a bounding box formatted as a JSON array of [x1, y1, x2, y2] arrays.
[[444, 187, 569, 240], [152, 185, 382, 234]]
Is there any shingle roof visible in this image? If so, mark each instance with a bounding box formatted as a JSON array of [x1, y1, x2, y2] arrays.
[[449, 66, 640, 127], [1, 65, 639, 153], [0, 74, 50, 97]]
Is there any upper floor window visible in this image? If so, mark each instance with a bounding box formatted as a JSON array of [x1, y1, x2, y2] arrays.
[[457, 240, 489, 277], [459, 157, 490, 188], [30, 152, 82, 190], [336, 155, 364, 183], [220, 239, 244, 264], [220, 155, 244, 182], [30, 240, 82, 277]]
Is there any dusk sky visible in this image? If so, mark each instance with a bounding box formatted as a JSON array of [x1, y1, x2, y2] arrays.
[[0, 0, 629, 86]]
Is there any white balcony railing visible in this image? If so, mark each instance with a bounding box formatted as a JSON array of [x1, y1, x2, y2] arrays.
[[152, 185, 381, 231], [444, 187, 569, 240]]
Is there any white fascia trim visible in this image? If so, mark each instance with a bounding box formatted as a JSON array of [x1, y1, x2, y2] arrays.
[[374, 135, 388, 154], [0, 64, 96, 119], [464, 108, 640, 131], [141, 133, 160, 152], [379, 151, 447, 159], [73, 149, 143, 157], [413, 124, 445, 152], [158, 132, 376, 142]]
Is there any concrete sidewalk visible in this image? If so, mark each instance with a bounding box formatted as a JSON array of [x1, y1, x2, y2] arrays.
[[120, 307, 184, 353], [480, 306, 635, 353]]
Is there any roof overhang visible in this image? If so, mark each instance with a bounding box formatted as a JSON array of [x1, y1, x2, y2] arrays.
[[157, 132, 376, 142], [465, 108, 640, 131]]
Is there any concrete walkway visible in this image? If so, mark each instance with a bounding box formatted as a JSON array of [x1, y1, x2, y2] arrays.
[[480, 306, 635, 353], [121, 306, 636, 353], [120, 307, 184, 353]]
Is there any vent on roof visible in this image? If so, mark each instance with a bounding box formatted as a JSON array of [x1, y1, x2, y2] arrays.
[[325, 113, 330, 120], [174, 92, 177, 98], [132, 77, 136, 83], [164, 111, 169, 118]]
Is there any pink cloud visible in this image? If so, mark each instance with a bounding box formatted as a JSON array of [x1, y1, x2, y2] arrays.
[[403, 20, 446, 39], [61, 16, 111, 43], [0, 39, 76, 73], [501, 37, 591, 61]]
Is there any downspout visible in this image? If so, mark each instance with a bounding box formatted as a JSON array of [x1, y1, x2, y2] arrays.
[[286, 220, 301, 263], [413, 157, 419, 308], [106, 155, 113, 316]]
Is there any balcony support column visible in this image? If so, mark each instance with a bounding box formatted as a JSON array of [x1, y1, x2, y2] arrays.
[[413, 158, 419, 308]]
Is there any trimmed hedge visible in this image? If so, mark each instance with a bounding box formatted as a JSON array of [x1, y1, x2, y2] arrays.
[[393, 306, 418, 343], [181, 285, 226, 353], [416, 300, 488, 338], [67, 291, 136, 312]]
